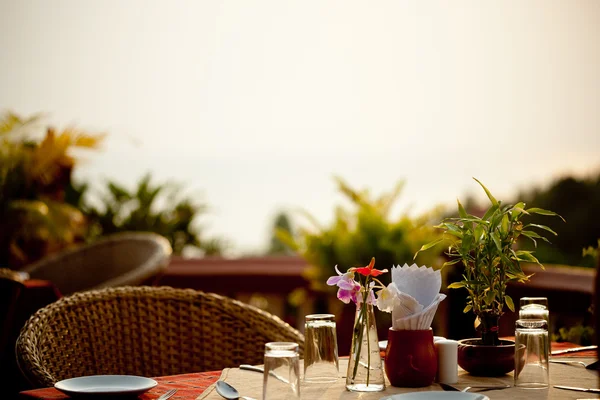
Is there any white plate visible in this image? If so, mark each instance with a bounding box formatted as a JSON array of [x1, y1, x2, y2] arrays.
[[54, 375, 158, 397], [381, 392, 490, 400]]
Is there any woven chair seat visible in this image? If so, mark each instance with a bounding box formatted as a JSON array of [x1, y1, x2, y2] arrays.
[[16, 286, 305, 388], [21, 232, 172, 296]]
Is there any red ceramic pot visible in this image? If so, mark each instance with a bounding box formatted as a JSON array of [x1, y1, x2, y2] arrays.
[[384, 328, 437, 387]]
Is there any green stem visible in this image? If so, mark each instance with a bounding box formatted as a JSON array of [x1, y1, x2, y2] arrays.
[[351, 278, 366, 381], [371, 277, 385, 288], [480, 311, 500, 345], [351, 304, 364, 379], [365, 285, 371, 386]]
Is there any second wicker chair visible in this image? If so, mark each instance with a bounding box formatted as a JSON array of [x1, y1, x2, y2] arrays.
[[21, 232, 172, 296], [17, 286, 305, 388]]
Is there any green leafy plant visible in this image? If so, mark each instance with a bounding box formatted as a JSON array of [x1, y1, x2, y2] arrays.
[[278, 177, 445, 292], [416, 178, 563, 345], [78, 174, 226, 256]]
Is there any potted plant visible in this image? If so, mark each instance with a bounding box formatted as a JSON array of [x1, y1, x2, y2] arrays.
[[416, 178, 563, 376]]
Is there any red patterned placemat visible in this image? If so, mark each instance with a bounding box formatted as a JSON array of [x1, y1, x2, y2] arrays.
[[19, 371, 222, 400]]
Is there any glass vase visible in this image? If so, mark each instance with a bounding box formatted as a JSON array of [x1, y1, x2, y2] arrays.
[[346, 302, 385, 392]]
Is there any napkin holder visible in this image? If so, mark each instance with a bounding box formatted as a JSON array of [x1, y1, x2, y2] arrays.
[[384, 328, 437, 387]]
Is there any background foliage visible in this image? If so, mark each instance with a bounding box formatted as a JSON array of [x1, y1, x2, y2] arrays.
[[0, 111, 224, 267], [69, 174, 225, 256], [279, 177, 446, 291], [267, 212, 295, 255], [516, 175, 600, 267], [0, 112, 102, 267]]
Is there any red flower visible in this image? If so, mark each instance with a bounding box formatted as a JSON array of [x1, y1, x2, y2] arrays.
[[350, 257, 388, 277]]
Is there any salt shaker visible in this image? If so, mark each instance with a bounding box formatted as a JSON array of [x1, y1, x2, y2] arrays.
[[435, 339, 458, 384]]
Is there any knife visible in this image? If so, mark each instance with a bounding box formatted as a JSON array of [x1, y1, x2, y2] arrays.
[[440, 383, 511, 391], [554, 385, 600, 393], [549, 359, 600, 369], [551, 345, 597, 355]]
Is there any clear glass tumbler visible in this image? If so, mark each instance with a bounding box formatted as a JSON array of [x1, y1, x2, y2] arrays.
[[304, 314, 339, 383], [519, 297, 549, 322], [519, 297, 548, 309], [519, 297, 550, 350], [514, 319, 549, 389], [263, 342, 300, 400]]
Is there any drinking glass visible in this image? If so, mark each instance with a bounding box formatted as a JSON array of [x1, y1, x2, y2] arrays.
[[514, 319, 549, 388], [519, 297, 549, 321], [519, 297, 550, 350], [519, 297, 548, 309], [263, 342, 300, 399], [303, 314, 339, 383]]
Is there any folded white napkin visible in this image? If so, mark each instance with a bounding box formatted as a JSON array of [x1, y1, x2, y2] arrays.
[[388, 264, 446, 330]]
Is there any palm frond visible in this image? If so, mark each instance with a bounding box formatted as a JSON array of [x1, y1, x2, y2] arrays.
[[0, 111, 44, 139], [0, 112, 25, 135], [375, 180, 405, 217], [27, 127, 104, 185]]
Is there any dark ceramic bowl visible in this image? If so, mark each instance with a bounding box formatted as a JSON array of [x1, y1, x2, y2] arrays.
[[457, 339, 521, 376]]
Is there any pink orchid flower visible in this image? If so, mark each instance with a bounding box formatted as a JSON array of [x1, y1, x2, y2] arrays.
[[326, 265, 356, 289], [327, 265, 361, 304]]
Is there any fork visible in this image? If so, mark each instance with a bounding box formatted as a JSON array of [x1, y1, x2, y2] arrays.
[[157, 388, 178, 400], [440, 383, 471, 392]]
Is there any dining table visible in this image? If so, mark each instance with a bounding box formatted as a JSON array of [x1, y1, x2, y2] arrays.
[[19, 342, 598, 400]]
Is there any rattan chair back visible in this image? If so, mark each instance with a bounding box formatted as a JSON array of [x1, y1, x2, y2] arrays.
[[21, 232, 172, 295], [17, 286, 305, 387]]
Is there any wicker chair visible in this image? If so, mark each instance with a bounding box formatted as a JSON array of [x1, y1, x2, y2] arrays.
[[16, 286, 305, 388], [21, 232, 172, 296]]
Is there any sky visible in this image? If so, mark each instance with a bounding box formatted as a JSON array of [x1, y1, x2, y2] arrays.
[[1, 1, 599, 254]]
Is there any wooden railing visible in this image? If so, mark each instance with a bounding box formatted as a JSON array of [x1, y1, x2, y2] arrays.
[[154, 256, 313, 329], [154, 257, 596, 340]]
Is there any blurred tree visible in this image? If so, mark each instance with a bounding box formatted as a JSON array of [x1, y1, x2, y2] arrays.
[[0, 112, 103, 267], [517, 174, 600, 267], [267, 212, 295, 255], [583, 239, 600, 266], [278, 177, 445, 291], [74, 174, 226, 256]]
